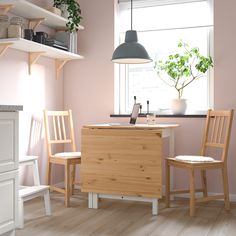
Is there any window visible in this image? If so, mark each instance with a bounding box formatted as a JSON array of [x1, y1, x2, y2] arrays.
[[116, 0, 213, 114]]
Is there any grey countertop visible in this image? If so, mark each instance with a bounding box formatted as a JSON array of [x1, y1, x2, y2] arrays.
[[0, 105, 23, 112]]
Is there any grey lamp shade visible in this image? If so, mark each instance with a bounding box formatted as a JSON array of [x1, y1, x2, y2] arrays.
[[112, 30, 152, 64]]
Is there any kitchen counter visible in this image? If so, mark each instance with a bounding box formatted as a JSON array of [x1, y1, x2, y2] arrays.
[[0, 105, 23, 112]]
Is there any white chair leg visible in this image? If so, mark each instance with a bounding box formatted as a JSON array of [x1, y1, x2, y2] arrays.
[[44, 190, 51, 216], [18, 199, 24, 229]]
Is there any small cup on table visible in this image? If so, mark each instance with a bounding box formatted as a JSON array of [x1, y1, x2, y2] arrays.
[[146, 113, 156, 125]]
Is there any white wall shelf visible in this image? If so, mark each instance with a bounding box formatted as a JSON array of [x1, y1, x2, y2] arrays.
[[0, 0, 84, 79], [0, 38, 83, 59], [0, 38, 83, 79], [0, 0, 84, 30]]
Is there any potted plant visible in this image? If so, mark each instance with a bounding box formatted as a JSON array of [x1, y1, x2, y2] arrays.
[[154, 41, 213, 114], [53, 0, 82, 32]]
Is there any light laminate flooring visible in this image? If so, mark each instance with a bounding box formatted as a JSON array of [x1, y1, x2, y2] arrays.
[[16, 191, 236, 236]]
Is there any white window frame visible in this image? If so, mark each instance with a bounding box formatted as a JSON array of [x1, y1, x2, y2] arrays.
[[114, 0, 214, 114]]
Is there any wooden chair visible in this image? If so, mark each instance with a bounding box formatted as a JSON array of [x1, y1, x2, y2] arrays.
[[165, 109, 234, 216], [43, 110, 81, 207], [18, 156, 51, 229]]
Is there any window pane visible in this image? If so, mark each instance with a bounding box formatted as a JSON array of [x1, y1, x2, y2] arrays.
[[119, 1, 212, 32], [117, 0, 213, 114], [124, 27, 212, 113]]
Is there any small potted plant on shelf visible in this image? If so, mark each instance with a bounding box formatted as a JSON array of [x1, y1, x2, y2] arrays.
[[53, 0, 82, 32], [154, 41, 213, 114]]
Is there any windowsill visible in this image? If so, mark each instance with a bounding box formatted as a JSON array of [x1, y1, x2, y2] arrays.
[[110, 111, 207, 118]]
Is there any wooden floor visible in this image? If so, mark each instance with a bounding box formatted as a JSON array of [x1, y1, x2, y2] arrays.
[[16, 191, 236, 236]]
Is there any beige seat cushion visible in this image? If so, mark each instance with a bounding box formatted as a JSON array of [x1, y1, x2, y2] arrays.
[[54, 152, 81, 159], [175, 155, 215, 162]]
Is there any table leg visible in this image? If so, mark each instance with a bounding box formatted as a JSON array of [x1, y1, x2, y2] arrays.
[[92, 193, 98, 209], [88, 192, 98, 209], [169, 129, 175, 200], [152, 199, 158, 215], [88, 193, 93, 208]]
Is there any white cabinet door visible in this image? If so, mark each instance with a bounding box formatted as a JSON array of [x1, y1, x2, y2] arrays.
[[0, 170, 18, 235], [0, 112, 19, 174]]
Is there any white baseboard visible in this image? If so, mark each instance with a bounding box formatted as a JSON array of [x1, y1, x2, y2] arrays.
[[175, 192, 236, 202], [53, 181, 81, 190], [53, 183, 236, 202], [162, 185, 236, 202]]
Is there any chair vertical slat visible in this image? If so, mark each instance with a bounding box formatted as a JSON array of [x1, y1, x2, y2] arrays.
[[210, 116, 216, 143], [218, 116, 225, 144], [44, 111, 52, 157], [57, 116, 62, 140], [52, 116, 58, 140], [62, 116, 67, 140], [69, 110, 76, 152], [222, 111, 234, 162], [214, 116, 220, 143], [201, 109, 212, 156]]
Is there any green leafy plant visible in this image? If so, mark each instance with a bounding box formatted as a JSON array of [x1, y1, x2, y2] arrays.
[[53, 0, 82, 32], [154, 41, 213, 99]]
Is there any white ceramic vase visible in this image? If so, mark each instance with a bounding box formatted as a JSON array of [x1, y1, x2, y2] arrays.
[[171, 99, 187, 115]]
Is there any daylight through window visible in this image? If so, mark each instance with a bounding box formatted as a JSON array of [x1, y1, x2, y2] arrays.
[[116, 0, 213, 114]]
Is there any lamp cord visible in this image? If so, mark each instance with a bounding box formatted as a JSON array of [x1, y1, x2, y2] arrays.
[[131, 0, 133, 30]]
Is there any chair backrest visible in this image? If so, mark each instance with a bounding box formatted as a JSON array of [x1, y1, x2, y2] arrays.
[[27, 116, 43, 155], [43, 110, 76, 156], [201, 109, 234, 162]]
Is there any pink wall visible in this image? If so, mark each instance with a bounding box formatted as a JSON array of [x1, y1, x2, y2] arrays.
[[0, 0, 235, 195], [64, 0, 236, 196], [0, 0, 64, 184], [212, 0, 236, 195], [0, 50, 64, 184], [63, 0, 115, 132]]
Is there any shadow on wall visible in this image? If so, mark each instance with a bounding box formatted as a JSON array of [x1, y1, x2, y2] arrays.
[[20, 116, 45, 185]]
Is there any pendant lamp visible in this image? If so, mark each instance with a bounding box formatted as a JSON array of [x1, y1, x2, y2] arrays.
[[112, 0, 152, 64]]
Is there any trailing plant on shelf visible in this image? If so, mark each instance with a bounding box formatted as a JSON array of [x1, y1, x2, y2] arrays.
[[154, 41, 213, 99], [53, 0, 82, 32]]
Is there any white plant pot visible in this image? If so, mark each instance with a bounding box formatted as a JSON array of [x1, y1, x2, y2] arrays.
[[171, 99, 187, 115], [47, 7, 61, 16], [59, 4, 69, 19]]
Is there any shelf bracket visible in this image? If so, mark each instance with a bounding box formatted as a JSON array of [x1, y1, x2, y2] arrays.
[[0, 4, 14, 15], [28, 52, 45, 75], [28, 18, 45, 30], [0, 43, 13, 56], [55, 59, 70, 80]]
